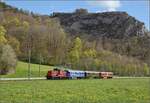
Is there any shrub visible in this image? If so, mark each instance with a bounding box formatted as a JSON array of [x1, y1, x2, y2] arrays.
[[0, 44, 17, 74]]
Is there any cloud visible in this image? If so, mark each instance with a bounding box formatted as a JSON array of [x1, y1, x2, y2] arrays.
[[0, 0, 4, 2], [87, 0, 121, 11]]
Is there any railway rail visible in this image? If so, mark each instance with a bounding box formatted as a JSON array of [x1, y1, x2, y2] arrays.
[[0, 77, 149, 81]]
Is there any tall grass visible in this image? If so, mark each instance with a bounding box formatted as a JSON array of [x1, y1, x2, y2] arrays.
[[0, 78, 150, 103]]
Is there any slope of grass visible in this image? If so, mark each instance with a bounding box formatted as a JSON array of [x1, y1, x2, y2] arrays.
[[0, 78, 150, 103], [0, 61, 52, 78]]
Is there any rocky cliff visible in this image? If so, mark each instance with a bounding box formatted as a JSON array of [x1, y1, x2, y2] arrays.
[[51, 10, 149, 39]]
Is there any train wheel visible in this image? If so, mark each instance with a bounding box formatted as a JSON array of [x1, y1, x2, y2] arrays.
[[47, 76, 52, 80]]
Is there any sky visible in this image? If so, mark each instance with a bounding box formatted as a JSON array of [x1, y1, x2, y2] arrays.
[[2, 0, 150, 30]]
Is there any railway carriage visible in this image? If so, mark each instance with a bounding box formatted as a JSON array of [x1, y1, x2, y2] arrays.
[[85, 71, 100, 79], [67, 70, 86, 79], [100, 72, 113, 79]]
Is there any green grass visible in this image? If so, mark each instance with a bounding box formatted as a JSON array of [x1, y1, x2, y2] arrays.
[[0, 78, 150, 103], [0, 61, 52, 78]]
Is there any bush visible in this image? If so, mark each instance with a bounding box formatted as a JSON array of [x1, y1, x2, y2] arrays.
[[0, 44, 17, 74]]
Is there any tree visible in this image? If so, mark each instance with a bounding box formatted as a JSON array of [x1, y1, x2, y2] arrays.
[[22, 21, 29, 30], [7, 21, 29, 59], [67, 37, 82, 68], [143, 63, 150, 76], [74, 37, 82, 52], [11, 18, 20, 27], [0, 44, 17, 74], [4, 17, 21, 29], [7, 36, 20, 55], [45, 19, 67, 65], [28, 25, 48, 63], [81, 49, 97, 70], [83, 49, 97, 58], [0, 25, 7, 44]]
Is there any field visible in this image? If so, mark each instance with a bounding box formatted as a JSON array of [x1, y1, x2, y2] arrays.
[[0, 78, 150, 103], [0, 61, 52, 78]]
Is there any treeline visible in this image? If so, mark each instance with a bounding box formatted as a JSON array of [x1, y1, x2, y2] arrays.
[[0, 3, 150, 76], [66, 37, 149, 76]]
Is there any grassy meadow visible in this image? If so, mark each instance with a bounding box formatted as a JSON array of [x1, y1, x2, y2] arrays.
[[0, 61, 52, 78], [0, 78, 150, 103]]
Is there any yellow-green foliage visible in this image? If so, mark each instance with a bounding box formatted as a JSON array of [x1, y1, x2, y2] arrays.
[[66, 37, 150, 76], [74, 37, 82, 51], [8, 36, 20, 55], [68, 50, 80, 63], [94, 50, 150, 76], [0, 26, 7, 44], [143, 63, 150, 76], [68, 37, 82, 64], [22, 21, 29, 30], [7, 18, 21, 27], [83, 49, 97, 58]]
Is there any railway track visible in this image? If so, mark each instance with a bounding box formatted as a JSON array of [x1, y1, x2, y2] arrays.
[[0, 77, 149, 81]]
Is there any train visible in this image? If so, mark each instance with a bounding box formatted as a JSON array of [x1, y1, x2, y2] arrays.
[[46, 68, 113, 79]]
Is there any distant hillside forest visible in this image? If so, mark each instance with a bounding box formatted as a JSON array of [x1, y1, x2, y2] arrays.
[[0, 2, 150, 76]]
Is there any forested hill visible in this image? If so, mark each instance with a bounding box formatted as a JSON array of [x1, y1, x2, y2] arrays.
[[0, 2, 150, 76], [52, 9, 149, 39]]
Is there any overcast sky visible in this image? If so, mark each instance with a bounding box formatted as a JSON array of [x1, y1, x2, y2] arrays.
[[3, 0, 150, 30]]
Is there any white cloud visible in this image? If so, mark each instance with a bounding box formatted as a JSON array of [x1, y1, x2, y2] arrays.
[[0, 0, 4, 2], [87, 0, 121, 11]]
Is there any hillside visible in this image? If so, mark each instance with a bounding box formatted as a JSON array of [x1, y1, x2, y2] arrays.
[[52, 9, 150, 66], [0, 2, 150, 76]]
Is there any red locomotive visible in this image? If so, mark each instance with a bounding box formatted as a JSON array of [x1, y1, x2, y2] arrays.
[[46, 68, 67, 79]]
